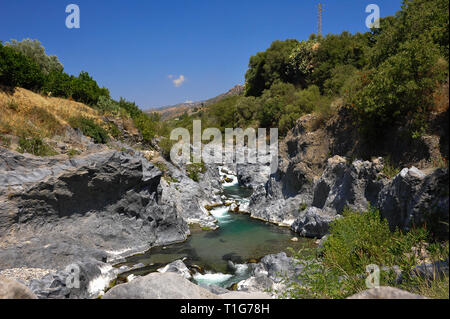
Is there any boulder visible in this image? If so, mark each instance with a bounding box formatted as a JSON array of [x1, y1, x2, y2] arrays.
[[157, 260, 192, 280], [378, 167, 449, 235], [291, 207, 336, 238], [103, 272, 219, 299], [0, 276, 37, 299], [312, 156, 385, 214], [0, 150, 189, 272]]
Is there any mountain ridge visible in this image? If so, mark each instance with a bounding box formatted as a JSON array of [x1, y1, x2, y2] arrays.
[[147, 84, 244, 121]]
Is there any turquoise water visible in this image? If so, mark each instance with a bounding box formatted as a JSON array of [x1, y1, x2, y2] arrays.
[[117, 181, 314, 287]]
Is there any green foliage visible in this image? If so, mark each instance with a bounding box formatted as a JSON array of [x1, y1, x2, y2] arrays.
[[153, 161, 168, 173], [42, 70, 73, 98], [299, 203, 307, 212], [186, 162, 206, 182], [382, 156, 401, 178], [312, 32, 368, 91], [287, 40, 319, 88], [347, 0, 449, 139], [0, 135, 11, 148], [70, 71, 110, 106], [0, 42, 45, 90], [323, 64, 358, 96], [17, 137, 57, 156], [67, 148, 81, 158], [0, 40, 109, 107], [133, 112, 157, 142], [349, 35, 446, 138], [115, 98, 159, 143], [96, 96, 120, 114], [107, 122, 121, 139], [68, 117, 109, 144], [283, 207, 448, 299], [5, 39, 63, 75], [159, 137, 176, 160], [245, 39, 299, 97]]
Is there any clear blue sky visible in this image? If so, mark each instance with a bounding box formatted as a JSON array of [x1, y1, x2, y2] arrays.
[[0, 0, 403, 109]]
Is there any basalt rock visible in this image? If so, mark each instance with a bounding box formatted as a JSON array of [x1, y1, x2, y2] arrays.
[[291, 207, 337, 239], [0, 149, 189, 292], [378, 167, 449, 236]]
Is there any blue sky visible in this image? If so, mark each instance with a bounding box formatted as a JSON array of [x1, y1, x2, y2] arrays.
[[0, 0, 403, 109]]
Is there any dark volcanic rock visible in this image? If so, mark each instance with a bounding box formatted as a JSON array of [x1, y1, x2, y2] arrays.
[[0, 149, 189, 273], [378, 167, 449, 236], [291, 207, 337, 238]]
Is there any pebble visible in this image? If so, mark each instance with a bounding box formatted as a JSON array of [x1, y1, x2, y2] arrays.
[[0, 268, 55, 283]]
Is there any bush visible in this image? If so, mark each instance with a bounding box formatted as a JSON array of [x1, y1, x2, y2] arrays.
[[349, 36, 446, 139], [17, 137, 57, 156], [42, 70, 73, 98], [244, 39, 300, 97], [70, 71, 110, 106], [282, 207, 448, 299], [0, 135, 11, 148], [5, 39, 63, 75], [68, 116, 109, 144], [96, 96, 120, 114], [186, 162, 206, 182], [0, 42, 45, 91]]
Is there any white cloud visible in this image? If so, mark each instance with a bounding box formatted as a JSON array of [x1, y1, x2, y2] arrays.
[[172, 75, 186, 87]]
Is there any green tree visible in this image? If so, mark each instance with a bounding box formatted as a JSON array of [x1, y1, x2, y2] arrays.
[[70, 71, 110, 106], [349, 35, 447, 138], [6, 39, 63, 75], [312, 32, 369, 91], [244, 39, 299, 97], [287, 40, 319, 88], [0, 42, 45, 90]]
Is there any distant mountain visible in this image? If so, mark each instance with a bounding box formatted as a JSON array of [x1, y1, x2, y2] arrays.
[[148, 84, 244, 121]]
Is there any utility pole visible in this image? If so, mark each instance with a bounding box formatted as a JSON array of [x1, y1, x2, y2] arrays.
[[318, 3, 323, 37]]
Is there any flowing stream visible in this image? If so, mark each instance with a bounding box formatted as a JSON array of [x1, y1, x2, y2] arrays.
[[115, 168, 315, 288]]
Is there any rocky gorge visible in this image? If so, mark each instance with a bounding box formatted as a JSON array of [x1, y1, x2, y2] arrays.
[[0, 110, 448, 299]]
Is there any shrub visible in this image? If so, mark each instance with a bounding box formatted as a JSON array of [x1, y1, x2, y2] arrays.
[[186, 162, 206, 182], [5, 39, 63, 75], [245, 39, 300, 97], [96, 96, 120, 114], [42, 70, 73, 98], [0, 42, 45, 91], [282, 207, 448, 299], [349, 36, 446, 139], [0, 135, 11, 148], [382, 156, 401, 178], [68, 116, 109, 144], [70, 71, 110, 106], [107, 122, 121, 139], [67, 148, 81, 158], [159, 137, 176, 161], [17, 137, 57, 156]]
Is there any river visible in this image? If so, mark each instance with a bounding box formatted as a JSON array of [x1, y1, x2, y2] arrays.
[[115, 167, 315, 288]]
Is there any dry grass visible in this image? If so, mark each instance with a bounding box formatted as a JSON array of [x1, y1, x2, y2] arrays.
[[432, 80, 449, 113], [0, 86, 102, 138]]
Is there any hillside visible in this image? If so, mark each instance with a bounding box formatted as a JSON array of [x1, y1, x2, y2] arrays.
[[149, 84, 244, 121], [0, 86, 141, 156]]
